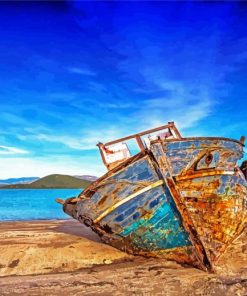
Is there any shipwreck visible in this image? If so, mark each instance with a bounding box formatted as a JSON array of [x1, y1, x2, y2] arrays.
[[56, 122, 247, 271]]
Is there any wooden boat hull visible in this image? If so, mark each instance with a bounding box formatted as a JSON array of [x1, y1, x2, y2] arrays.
[[176, 174, 247, 264], [60, 136, 247, 271]]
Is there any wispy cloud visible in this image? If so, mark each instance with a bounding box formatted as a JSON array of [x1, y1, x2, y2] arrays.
[[33, 127, 121, 150], [68, 67, 96, 76], [0, 145, 29, 155], [97, 102, 133, 109], [131, 80, 215, 131]]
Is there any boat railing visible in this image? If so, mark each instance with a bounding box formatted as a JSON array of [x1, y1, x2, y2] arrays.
[[97, 121, 182, 170]]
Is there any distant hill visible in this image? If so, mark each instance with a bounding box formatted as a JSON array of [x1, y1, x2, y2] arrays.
[[0, 177, 39, 186], [0, 174, 92, 189]]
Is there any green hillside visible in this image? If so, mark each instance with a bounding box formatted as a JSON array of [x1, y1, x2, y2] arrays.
[[1, 174, 92, 189]]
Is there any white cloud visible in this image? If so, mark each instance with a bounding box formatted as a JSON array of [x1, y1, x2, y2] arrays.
[[0, 156, 105, 179], [0, 145, 29, 155], [133, 80, 215, 131], [18, 82, 214, 154], [33, 128, 122, 150]]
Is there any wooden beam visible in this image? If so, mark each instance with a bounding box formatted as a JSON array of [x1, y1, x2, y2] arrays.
[[168, 121, 182, 139], [104, 122, 175, 146], [135, 135, 145, 151]]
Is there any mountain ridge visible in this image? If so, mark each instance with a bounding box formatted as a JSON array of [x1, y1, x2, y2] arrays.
[[0, 174, 94, 189], [0, 177, 39, 185]]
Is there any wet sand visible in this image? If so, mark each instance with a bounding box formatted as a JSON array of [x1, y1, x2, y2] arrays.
[[0, 220, 246, 295]]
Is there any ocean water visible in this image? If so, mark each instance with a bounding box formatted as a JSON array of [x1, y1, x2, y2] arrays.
[[0, 189, 82, 221]]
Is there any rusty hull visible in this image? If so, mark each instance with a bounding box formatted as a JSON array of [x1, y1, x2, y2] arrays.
[[151, 138, 247, 269], [59, 125, 247, 272]]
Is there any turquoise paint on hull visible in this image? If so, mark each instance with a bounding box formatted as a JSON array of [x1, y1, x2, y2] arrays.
[[122, 196, 192, 250], [118, 185, 192, 250]]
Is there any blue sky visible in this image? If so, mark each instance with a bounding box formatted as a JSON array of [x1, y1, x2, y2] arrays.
[[0, 1, 246, 178]]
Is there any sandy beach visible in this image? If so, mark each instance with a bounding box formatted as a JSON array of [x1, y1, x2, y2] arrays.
[[0, 219, 246, 295]]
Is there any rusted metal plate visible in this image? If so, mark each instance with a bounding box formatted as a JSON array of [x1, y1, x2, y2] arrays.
[[151, 137, 247, 268]]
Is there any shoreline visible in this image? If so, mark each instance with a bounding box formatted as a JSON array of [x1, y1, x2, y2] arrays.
[[0, 219, 246, 295]]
